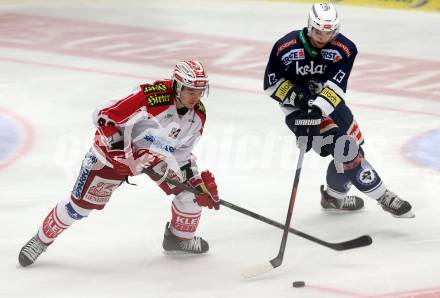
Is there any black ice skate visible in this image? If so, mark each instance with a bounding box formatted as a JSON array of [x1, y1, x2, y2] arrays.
[[377, 190, 414, 218], [320, 185, 365, 211], [18, 234, 49, 267], [162, 222, 209, 254]]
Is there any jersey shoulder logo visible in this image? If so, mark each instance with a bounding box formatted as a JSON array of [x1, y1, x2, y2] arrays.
[[142, 81, 173, 107], [143, 81, 169, 95], [321, 49, 342, 62], [276, 39, 297, 56], [281, 48, 305, 65], [329, 40, 352, 58], [146, 93, 171, 107]]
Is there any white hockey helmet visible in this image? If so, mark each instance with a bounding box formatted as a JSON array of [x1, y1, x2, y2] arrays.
[[172, 60, 209, 99], [307, 3, 340, 40]]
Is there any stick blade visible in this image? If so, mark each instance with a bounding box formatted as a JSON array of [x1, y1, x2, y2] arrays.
[[333, 235, 373, 251], [240, 262, 274, 278]]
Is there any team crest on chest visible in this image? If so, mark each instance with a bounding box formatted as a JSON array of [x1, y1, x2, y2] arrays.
[[169, 127, 181, 139]]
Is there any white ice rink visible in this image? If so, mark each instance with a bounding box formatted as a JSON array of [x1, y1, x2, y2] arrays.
[[1, 0, 440, 297]]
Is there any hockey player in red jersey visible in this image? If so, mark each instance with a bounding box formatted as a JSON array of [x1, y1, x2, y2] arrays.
[[264, 3, 414, 218], [19, 61, 220, 267]]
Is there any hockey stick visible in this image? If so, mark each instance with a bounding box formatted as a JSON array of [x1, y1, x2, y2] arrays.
[[220, 200, 371, 251], [141, 168, 372, 252], [240, 144, 306, 278]]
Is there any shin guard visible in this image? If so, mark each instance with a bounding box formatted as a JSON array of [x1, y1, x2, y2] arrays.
[[170, 192, 202, 239]]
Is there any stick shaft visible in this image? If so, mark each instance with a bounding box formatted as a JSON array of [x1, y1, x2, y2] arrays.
[[142, 166, 372, 251], [271, 146, 306, 267]]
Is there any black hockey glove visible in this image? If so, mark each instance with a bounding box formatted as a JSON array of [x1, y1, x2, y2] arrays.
[[287, 85, 313, 110], [285, 106, 322, 152]]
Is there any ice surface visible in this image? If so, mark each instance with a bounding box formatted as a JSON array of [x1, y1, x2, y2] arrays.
[[1, 1, 439, 297]]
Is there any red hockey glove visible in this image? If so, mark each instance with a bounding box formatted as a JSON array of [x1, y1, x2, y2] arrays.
[[190, 171, 220, 210], [95, 126, 132, 176], [95, 125, 164, 176], [106, 150, 135, 176], [97, 125, 123, 149], [112, 149, 165, 177]]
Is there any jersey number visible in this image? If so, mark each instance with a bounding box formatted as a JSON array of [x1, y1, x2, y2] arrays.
[[333, 70, 346, 83]]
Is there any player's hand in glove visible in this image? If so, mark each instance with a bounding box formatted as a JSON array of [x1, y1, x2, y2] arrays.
[[96, 125, 133, 176], [190, 171, 220, 210], [285, 106, 322, 152], [291, 85, 313, 110], [97, 126, 163, 176], [108, 151, 135, 176], [281, 83, 313, 110]]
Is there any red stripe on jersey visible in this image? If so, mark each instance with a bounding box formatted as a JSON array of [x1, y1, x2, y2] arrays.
[[356, 131, 364, 143], [320, 117, 364, 144], [97, 80, 175, 125], [348, 121, 359, 135], [320, 117, 335, 128], [101, 93, 136, 115], [98, 91, 147, 125], [320, 117, 337, 133], [348, 120, 364, 144]]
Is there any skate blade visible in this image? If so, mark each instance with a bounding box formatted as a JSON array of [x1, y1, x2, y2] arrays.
[[393, 210, 415, 218], [162, 250, 203, 255], [321, 207, 365, 213]]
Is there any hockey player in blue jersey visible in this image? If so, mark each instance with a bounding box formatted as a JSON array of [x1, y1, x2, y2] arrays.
[[264, 3, 414, 218]]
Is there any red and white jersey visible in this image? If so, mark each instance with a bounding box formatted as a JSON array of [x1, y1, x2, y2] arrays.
[[91, 79, 206, 171]]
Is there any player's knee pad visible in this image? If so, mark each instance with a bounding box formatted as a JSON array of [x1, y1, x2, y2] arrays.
[[331, 144, 365, 173], [172, 191, 202, 214], [332, 138, 362, 168], [314, 128, 359, 158], [340, 147, 363, 172]]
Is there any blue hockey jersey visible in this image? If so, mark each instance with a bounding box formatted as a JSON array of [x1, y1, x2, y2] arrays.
[[264, 28, 363, 145]]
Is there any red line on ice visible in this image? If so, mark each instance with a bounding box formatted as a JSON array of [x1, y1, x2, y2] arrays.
[[0, 13, 438, 101], [307, 284, 440, 298]]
